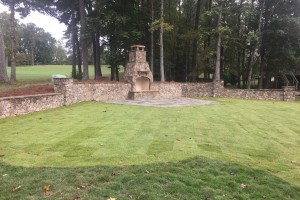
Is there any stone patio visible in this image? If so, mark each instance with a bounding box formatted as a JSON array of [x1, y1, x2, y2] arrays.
[[103, 97, 218, 108]]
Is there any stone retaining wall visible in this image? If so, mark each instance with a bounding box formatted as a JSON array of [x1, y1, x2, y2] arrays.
[[0, 78, 295, 119], [0, 93, 64, 119], [213, 81, 295, 101], [54, 79, 132, 105], [216, 88, 284, 101], [182, 82, 214, 97]]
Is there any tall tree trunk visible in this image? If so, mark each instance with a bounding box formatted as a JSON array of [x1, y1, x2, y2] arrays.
[[242, 49, 246, 88], [214, 4, 222, 81], [160, 0, 165, 81], [246, 45, 255, 89], [5, 56, 8, 68], [116, 66, 119, 81], [237, 0, 244, 88], [204, 0, 212, 81], [191, 0, 202, 72], [79, 0, 89, 80], [258, 0, 266, 89], [9, 0, 17, 81], [71, 12, 77, 78], [150, 0, 154, 73], [184, 42, 190, 82], [237, 50, 241, 88], [92, 33, 97, 78], [30, 41, 34, 66], [110, 61, 116, 81], [0, 23, 9, 83], [94, 32, 102, 80], [247, 0, 264, 89], [76, 37, 82, 77]]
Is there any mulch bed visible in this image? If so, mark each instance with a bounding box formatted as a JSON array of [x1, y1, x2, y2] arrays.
[[0, 85, 55, 98]]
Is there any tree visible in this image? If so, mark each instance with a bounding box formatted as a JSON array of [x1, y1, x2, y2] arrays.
[[214, 2, 223, 81], [19, 23, 56, 65], [100, 0, 147, 81], [0, 12, 12, 68], [79, 0, 89, 80], [8, 0, 17, 81], [159, 0, 165, 81], [86, 0, 102, 80], [191, 0, 202, 73], [53, 0, 82, 78], [1, 0, 56, 80], [53, 40, 68, 65], [150, 0, 154, 73], [0, 23, 9, 82]]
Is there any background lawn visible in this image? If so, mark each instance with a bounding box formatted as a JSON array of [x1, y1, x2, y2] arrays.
[[0, 98, 299, 199], [1, 65, 124, 92], [6, 65, 114, 82]]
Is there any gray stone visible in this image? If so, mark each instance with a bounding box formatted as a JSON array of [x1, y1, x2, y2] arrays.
[[0, 78, 296, 119]]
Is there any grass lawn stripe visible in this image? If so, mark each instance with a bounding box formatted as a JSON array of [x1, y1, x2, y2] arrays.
[[0, 98, 299, 191]]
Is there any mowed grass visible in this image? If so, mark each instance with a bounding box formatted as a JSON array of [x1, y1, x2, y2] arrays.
[[7, 65, 113, 82], [1, 65, 121, 92], [0, 98, 300, 199]]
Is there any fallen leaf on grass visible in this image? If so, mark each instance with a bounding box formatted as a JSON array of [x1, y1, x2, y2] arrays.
[[240, 183, 247, 188], [43, 185, 51, 191], [111, 171, 119, 176], [73, 196, 80, 200], [12, 185, 22, 192], [107, 197, 117, 200], [144, 170, 150, 174], [77, 184, 87, 190]]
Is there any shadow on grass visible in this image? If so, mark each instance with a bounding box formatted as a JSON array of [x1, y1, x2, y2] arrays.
[[1, 156, 299, 200]]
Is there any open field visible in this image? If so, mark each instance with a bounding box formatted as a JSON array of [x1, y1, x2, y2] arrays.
[[1, 65, 123, 92], [6, 65, 113, 82], [0, 98, 299, 199]]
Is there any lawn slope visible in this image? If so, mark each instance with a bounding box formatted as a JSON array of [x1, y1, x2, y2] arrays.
[[0, 98, 299, 199]]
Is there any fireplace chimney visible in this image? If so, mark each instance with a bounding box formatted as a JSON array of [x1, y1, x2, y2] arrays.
[[124, 45, 153, 92]]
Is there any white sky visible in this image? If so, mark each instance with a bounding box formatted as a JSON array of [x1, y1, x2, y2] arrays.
[[0, 3, 67, 41]]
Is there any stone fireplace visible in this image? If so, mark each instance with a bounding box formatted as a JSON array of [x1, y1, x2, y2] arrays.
[[124, 45, 159, 100]]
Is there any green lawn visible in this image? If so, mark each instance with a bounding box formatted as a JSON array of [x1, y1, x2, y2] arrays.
[[6, 65, 114, 82], [1, 65, 123, 92], [0, 98, 299, 199]]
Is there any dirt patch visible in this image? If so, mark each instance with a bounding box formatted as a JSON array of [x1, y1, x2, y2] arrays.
[[0, 85, 55, 98], [74, 77, 121, 84]]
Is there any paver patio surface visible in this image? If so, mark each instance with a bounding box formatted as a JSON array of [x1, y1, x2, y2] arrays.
[[104, 97, 217, 107]]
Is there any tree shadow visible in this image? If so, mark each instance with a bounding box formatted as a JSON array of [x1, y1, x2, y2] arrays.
[[1, 156, 299, 199]]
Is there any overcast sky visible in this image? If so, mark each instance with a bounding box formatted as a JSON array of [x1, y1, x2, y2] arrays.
[[0, 3, 67, 41]]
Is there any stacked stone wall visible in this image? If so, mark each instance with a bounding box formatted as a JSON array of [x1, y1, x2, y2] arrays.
[[152, 82, 183, 98], [215, 88, 284, 101], [0, 78, 295, 119], [0, 93, 64, 119], [182, 82, 214, 97]]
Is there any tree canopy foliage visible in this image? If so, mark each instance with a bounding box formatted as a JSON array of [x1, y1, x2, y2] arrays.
[[1, 0, 299, 87], [0, 12, 67, 66]]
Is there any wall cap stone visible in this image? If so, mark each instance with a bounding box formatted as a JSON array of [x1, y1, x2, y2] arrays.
[[0, 93, 62, 101]]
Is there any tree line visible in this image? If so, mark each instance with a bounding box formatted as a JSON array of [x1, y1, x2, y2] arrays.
[[0, 12, 68, 66], [0, 0, 300, 88]]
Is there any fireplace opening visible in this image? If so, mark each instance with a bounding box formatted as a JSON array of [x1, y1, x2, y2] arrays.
[[136, 76, 150, 91]]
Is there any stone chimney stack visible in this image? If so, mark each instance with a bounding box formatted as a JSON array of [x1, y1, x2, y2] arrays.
[[124, 45, 153, 92]]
